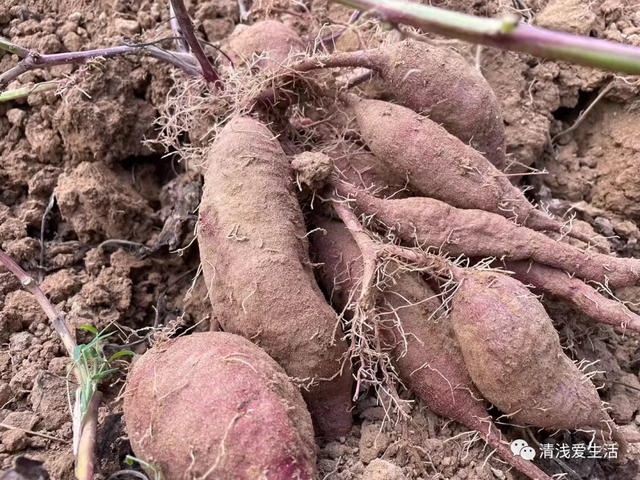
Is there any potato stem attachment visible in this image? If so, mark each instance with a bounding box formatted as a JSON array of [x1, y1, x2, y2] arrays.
[[334, 0, 640, 74], [169, 0, 223, 87]]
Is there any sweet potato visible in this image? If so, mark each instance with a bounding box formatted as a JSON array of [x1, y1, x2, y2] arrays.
[[450, 269, 624, 449], [198, 117, 353, 437], [370, 41, 506, 170], [344, 97, 591, 241], [294, 41, 506, 169], [338, 183, 640, 290], [123, 332, 316, 480], [311, 217, 552, 480], [504, 260, 640, 331], [227, 20, 305, 71]]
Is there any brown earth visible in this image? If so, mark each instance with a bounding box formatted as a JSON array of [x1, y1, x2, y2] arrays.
[[2, 0, 640, 478]]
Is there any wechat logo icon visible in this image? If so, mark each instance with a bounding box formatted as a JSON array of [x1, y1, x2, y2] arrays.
[[511, 439, 536, 461]]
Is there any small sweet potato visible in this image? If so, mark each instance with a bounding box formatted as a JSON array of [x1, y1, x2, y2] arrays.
[[339, 184, 640, 289], [311, 217, 552, 480], [227, 20, 305, 71], [198, 117, 353, 437], [345, 97, 581, 238], [123, 332, 316, 480], [504, 260, 640, 331], [450, 269, 624, 447]]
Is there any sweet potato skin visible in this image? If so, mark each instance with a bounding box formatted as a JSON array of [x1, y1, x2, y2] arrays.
[[505, 260, 640, 331], [123, 332, 316, 480], [227, 20, 305, 70], [330, 143, 409, 199], [379, 270, 487, 423], [312, 217, 487, 423], [451, 270, 617, 435], [311, 218, 552, 480], [198, 117, 353, 437], [372, 41, 506, 170], [348, 98, 560, 233], [342, 185, 640, 288]]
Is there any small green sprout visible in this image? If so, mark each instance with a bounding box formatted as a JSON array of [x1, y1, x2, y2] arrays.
[[125, 455, 162, 480], [70, 325, 135, 419]]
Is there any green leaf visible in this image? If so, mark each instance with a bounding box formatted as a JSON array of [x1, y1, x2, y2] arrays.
[[107, 350, 135, 363], [84, 337, 102, 350], [125, 455, 135, 466], [93, 368, 119, 379], [77, 325, 99, 335]]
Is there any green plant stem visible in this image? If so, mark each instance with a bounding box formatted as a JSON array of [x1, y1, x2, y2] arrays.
[[334, 0, 640, 74], [0, 81, 59, 102], [74, 392, 101, 480], [0, 249, 98, 480], [0, 36, 30, 58]]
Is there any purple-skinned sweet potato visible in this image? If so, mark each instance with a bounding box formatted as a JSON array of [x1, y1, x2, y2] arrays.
[[227, 20, 305, 71], [294, 41, 506, 168], [344, 96, 595, 244], [123, 332, 316, 480], [198, 117, 353, 437], [338, 183, 640, 291], [311, 216, 553, 480], [370, 41, 506, 170], [504, 260, 640, 331], [450, 269, 625, 451]]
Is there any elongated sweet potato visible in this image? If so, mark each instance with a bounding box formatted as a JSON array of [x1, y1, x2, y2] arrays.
[[198, 117, 353, 437], [227, 20, 305, 71], [124, 332, 316, 480], [344, 97, 592, 242], [311, 217, 552, 480], [370, 41, 506, 170], [504, 260, 640, 331], [294, 41, 506, 169], [450, 269, 625, 450], [338, 183, 640, 290]]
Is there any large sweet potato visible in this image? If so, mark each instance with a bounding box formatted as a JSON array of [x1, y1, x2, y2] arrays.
[[450, 269, 625, 448], [123, 332, 316, 480], [311, 217, 552, 480], [370, 41, 506, 170], [198, 117, 353, 437], [294, 41, 506, 169]]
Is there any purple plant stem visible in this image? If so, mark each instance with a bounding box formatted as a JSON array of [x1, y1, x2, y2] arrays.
[[169, 3, 190, 53], [169, 0, 222, 87], [337, 0, 640, 74], [0, 44, 202, 88], [0, 249, 77, 358]]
